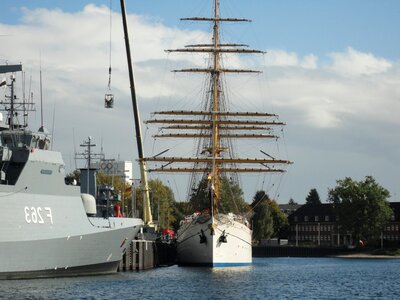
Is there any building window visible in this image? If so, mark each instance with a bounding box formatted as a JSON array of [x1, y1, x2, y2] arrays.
[[304, 216, 308, 222], [315, 216, 319, 222], [391, 214, 395, 221], [294, 216, 298, 222], [325, 215, 329, 222]]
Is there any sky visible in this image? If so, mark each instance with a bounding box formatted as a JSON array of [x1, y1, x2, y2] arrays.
[[0, 0, 399, 204]]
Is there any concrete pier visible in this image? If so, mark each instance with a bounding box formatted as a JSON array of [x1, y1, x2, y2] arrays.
[[118, 240, 176, 271], [119, 240, 155, 271]]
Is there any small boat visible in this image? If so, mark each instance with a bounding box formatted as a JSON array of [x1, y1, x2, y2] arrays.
[[143, 0, 292, 266], [0, 64, 143, 279]]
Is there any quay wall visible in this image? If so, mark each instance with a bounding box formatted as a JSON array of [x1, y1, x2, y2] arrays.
[[119, 240, 176, 271], [253, 246, 357, 257]]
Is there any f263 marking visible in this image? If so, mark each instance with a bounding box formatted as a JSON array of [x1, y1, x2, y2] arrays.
[[24, 207, 53, 224]]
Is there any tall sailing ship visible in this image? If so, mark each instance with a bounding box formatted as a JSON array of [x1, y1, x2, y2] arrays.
[[143, 0, 292, 266]]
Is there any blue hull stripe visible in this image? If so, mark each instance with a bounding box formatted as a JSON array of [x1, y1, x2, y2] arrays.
[[213, 262, 251, 267], [178, 262, 252, 267]]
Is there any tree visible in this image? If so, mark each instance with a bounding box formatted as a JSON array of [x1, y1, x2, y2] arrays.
[[170, 201, 191, 231], [328, 176, 392, 243], [188, 176, 210, 212], [189, 175, 249, 214], [134, 179, 176, 230], [268, 200, 289, 238], [252, 200, 273, 242], [306, 188, 321, 205], [288, 198, 298, 205], [250, 191, 289, 242], [149, 179, 176, 230]]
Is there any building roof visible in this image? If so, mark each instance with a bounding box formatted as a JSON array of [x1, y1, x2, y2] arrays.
[[288, 202, 400, 223], [390, 202, 400, 220], [279, 204, 302, 216], [288, 203, 336, 223]]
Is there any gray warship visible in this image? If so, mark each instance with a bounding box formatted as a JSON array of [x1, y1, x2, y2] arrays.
[[0, 64, 143, 279]]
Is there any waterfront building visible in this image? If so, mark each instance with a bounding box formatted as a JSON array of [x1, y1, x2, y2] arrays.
[[279, 203, 302, 217], [287, 202, 400, 247], [382, 202, 400, 245], [93, 160, 133, 183]]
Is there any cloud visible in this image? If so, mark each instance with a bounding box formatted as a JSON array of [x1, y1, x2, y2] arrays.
[[328, 47, 392, 76], [0, 4, 399, 203], [249, 47, 400, 130], [263, 50, 318, 69]]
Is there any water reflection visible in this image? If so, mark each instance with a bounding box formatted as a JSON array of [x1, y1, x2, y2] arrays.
[[1, 258, 400, 300]]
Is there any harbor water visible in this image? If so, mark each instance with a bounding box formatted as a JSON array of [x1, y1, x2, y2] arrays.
[[1, 257, 400, 299]]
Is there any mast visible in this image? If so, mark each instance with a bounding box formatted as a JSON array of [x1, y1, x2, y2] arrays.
[[211, 0, 221, 217], [144, 0, 292, 215], [0, 64, 36, 131], [39, 65, 44, 129], [120, 0, 153, 225]]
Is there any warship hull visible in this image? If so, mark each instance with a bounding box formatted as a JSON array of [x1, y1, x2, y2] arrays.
[[0, 151, 142, 279], [0, 190, 142, 279]]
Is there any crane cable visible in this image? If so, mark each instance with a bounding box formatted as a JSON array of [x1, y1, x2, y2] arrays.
[[108, 0, 112, 90]]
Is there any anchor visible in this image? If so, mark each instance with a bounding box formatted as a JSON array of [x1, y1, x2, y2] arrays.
[[218, 230, 227, 243], [199, 229, 207, 244]]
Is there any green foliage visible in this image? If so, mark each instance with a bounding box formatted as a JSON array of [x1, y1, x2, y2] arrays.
[[134, 179, 176, 230], [252, 200, 273, 242], [97, 171, 128, 194], [328, 176, 392, 243], [96, 171, 133, 213], [219, 177, 250, 214], [149, 179, 176, 230], [305, 188, 321, 205], [251, 190, 289, 242], [268, 200, 289, 238], [170, 201, 190, 231], [250, 190, 267, 209], [188, 176, 210, 212], [189, 176, 249, 214]]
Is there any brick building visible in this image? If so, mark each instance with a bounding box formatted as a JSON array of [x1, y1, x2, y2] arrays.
[[287, 202, 400, 247]]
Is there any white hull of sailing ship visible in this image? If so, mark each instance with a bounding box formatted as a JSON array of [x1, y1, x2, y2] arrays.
[[177, 213, 251, 266]]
